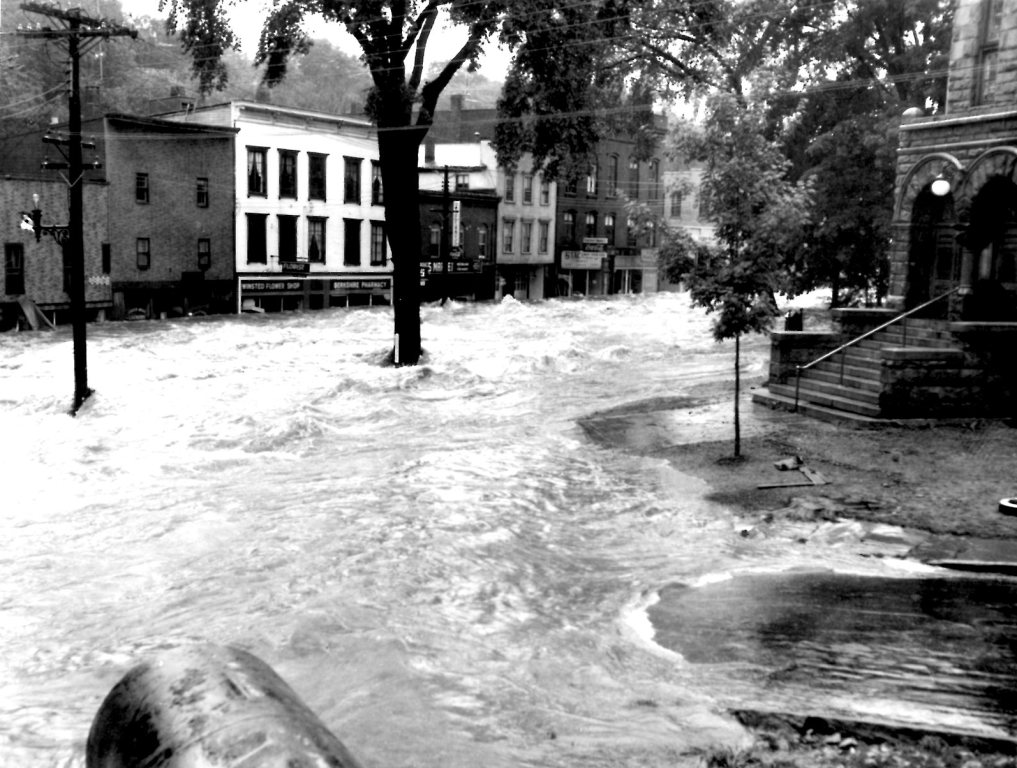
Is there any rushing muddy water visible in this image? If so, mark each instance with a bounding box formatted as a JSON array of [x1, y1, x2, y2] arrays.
[[0, 293, 1008, 768]]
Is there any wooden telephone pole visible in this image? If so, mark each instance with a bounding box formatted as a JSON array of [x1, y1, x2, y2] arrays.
[[17, 3, 135, 414]]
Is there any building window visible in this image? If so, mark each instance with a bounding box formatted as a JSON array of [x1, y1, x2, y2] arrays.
[[670, 190, 683, 218], [136, 238, 151, 270], [4, 243, 25, 295], [371, 161, 383, 205], [563, 210, 577, 242], [197, 238, 211, 271], [629, 157, 640, 199], [247, 147, 267, 197], [196, 177, 209, 207], [647, 221, 657, 247], [521, 220, 533, 253], [247, 213, 267, 263], [478, 224, 488, 258], [975, 0, 1003, 104], [344, 219, 361, 266], [626, 216, 637, 246], [538, 221, 549, 253], [584, 212, 597, 239], [522, 173, 533, 204], [503, 219, 515, 253], [455, 173, 469, 191], [279, 150, 298, 199], [540, 177, 550, 206], [278, 215, 298, 262], [608, 155, 619, 196], [370, 221, 387, 266], [649, 160, 660, 198], [135, 173, 149, 204], [101, 243, 110, 274], [309, 153, 327, 201], [563, 176, 577, 197], [604, 213, 616, 244], [429, 222, 442, 256], [586, 162, 598, 196], [504, 174, 515, 202], [308, 217, 326, 263], [344, 157, 361, 203]]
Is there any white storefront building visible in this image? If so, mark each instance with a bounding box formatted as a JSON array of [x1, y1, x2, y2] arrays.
[[162, 101, 391, 311]]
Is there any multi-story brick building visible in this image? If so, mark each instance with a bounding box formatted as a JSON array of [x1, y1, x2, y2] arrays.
[[556, 136, 666, 297], [417, 151, 500, 301], [160, 101, 392, 311], [101, 114, 238, 318]]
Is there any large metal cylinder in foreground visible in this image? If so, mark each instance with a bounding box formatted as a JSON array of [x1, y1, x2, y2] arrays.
[[87, 644, 364, 768]]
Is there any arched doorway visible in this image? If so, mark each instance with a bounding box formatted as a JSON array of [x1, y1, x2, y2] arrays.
[[907, 186, 957, 317], [958, 176, 1017, 320]]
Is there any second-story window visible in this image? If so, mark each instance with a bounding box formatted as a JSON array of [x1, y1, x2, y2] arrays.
[[455, 173, 469, 191], [279, 150, 298, 199], [309, 153, 327, 201], [608, 155, 619, 196], [586, 162, 598, 196], [585, 211, 597, 239], [649, 160, 660, 199], [196, 177, 209, 207], [538, 221, 549, 253], [429, 223, 442, 256], [344, 157, 362, 203], [308, 217, 326, 263], [477, 224, 488, 258], [247, 147, 267, 197], [344, 218, 361, 265], [371, 161, 383, 204], [278, 215, 298, 262], [540, 177, 550, 206], [522, 173, 533, 204], [670, 190, 683, 218], [135, 173, 149, 204], [563, 210, 576, 242], [136, 238, 151, 270], [604, 213, 616, 244], [504, 173, 515, 202], [521, 220, 533, 253], [503, 219, 515, 253], [370, 221, 387, 265], [197, 238, 211, 271]]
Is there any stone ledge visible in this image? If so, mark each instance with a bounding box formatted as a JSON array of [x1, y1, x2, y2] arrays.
[[882, 347, 966, 363], [948, 321, 1017, 335]]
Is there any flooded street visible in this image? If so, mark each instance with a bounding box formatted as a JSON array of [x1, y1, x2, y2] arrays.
[[0, 293, 1009, 767]]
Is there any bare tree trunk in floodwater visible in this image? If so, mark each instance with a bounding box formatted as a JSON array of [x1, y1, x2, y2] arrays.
[[734, 334, 741, 458]]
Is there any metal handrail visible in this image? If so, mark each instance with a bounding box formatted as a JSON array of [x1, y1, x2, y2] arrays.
[[793, 287, 961, 412]]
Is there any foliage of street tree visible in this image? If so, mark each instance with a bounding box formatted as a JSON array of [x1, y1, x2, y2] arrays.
[[673, 93, 812, 457], [617, 0, 951, 306]]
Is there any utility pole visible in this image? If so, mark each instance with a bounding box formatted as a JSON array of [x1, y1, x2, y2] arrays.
[[18, 3, 136, 415], [441, 166, 451, 304]]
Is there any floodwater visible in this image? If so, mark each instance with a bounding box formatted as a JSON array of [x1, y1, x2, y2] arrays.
[[0, 292, 1009, 768]]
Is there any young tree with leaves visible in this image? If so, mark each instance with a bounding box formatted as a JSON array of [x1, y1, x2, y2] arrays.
[[160, 0, 629, 365], [676, 93, 812, 458]]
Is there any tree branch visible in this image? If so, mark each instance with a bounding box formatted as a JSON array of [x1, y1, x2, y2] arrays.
[[417, 25, 484, 125], [408, 3, 440, 92]]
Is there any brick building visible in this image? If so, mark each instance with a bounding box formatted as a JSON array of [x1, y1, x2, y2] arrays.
[[101, 115, 238, 318]]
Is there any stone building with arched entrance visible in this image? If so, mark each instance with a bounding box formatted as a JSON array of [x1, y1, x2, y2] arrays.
[[756, 0, 1017, 421]]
